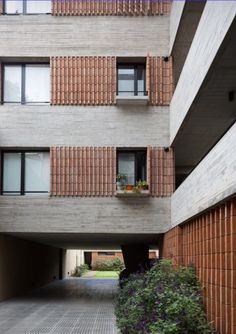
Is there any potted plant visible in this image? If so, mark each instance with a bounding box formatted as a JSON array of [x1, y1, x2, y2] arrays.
[[116, 174, 127, 190], [137, 180, 149, 190], [132, 180, 149, 193], [126, 184, 134, 191]]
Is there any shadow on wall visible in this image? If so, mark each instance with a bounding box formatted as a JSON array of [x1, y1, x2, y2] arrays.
[[0, 234, 60, 301]]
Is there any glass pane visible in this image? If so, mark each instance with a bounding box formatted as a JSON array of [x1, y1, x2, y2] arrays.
[[25, 65, 50, 103], [137, 67, 145, 96], [118, 153, 135, 185], [5, 0, 23, 14], [118, 67, 135, 96], [4, 66, 22, 103], [3, 153, 21, 193], [25, 152, 50, 192], [26, 0, 51, 14]]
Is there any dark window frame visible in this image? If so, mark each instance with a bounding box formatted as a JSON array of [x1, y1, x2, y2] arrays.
[[117, 63, 147, 96], [2, 63, 50, 105], [3, 0, 52, 15], [97, 252, 116, 256], [1, 149, 50, 196], [117, 149, 147, 186]]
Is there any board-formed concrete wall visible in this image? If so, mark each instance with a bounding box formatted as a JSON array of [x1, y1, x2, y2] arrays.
[[170, 1, 236, 144], [169, 0, 185, 53], [0, 234, 60, 301], [0, 15, 169, 57], [0, 197, 171, 234], [0, 105, 169, 147], [171, 122, 236, 227]]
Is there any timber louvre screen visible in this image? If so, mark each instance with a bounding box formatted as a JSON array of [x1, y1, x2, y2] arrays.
[[163, 198, 236, 334], [50, 56, 117, 105], [148, 147, 175, 197], [147, 56, 174, 106], [50, 147, 116, 196], [51, 56, 173, 106], [52, 0, 171, 16], [51, 147, 174, 197]]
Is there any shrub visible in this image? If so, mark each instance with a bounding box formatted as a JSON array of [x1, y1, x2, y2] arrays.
[[92, 258, 125, 272], [71, 264, 89, 277], [115, 260, 214, 334]]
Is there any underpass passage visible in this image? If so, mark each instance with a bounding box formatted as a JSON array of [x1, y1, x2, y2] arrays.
[[0, 278, 118, 334]]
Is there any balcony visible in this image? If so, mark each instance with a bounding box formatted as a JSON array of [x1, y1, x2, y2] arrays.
[[116, 189, 150, 197]]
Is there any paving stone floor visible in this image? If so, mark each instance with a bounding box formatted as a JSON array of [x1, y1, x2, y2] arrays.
[[0, 278, 119, 334]]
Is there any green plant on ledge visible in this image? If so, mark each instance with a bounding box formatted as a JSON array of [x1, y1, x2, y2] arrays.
[[132, 180, 149, 193], [116, 174, 127, 183], [116, 174, 127, 191]]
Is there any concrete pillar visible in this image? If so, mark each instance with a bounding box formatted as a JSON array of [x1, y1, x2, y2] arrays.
[[121, 244, 149, 274]]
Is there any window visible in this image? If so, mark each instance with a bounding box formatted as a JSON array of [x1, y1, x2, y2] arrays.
[[97, 252, 116, 256], [117, 150, 147, 185], [3, 64, 50, 104], [4, 0, 51, 14], [117, 64, 146, 96], [2, 151, 50, 195]]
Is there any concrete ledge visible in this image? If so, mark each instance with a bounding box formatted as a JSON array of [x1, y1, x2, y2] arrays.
[[116, 95, 149, 105], [115, 190, 150, 197], [171, 122, 236, 227]]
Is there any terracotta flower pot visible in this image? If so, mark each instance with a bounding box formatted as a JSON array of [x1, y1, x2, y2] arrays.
[[126, 185, 133, 191]]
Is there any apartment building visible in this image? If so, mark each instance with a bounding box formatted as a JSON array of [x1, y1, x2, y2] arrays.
[[0, 1, 235, 333]]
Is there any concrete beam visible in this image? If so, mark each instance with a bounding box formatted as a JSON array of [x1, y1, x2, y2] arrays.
[[0, 105, 169, 147], [0, 197, 171, 235], [171, 122, 236, 227], [0, 15, 169, 57], [170, 1, 236, 144]]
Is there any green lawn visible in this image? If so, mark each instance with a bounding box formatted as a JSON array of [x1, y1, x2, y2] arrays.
[[94, 271, 119, 279]]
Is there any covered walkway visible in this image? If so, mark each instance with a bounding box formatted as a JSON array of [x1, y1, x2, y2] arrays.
[[0, 278, 118, 334]]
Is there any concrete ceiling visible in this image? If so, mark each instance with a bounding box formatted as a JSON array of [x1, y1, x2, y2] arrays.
[[3, 232, 163, 250], [171, 1, 206, 84], [173, 17, 236, 175]]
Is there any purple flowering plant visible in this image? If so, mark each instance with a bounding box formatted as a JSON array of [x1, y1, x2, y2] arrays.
[[115, 260, 214, 333]]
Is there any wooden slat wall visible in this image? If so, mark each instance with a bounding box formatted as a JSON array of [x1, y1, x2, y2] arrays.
[[162, 225, 182, 267], [51, 56, 116, 105], [148, 147, 175, 197], [50, 147, 116, 196], [147, 56, 174, 106], [163, 198, 236, 334], [52, 0, 171, 16]]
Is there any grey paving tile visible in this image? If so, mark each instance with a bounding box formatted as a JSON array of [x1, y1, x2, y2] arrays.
[[0, 278, 118, 334]]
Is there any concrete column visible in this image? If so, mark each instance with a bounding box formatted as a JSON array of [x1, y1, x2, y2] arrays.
[[121, 244, 149, 274]]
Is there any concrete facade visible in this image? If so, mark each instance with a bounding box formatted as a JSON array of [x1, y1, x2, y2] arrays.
[[0, 105, 169, 147], [0, 3, 236, 332], [171, 122, 236, 227], [0, 197, 171, 234], [0, 15, 169, 57], [170, 1, 236, 144]]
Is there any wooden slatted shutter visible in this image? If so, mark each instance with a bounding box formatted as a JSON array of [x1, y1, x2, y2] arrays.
[[51, 56, 116, 106], [50, 147, 116, 197], [149, 147, 175, 197], [52, 0, 171, 16], [148, 56, 174, 106]]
